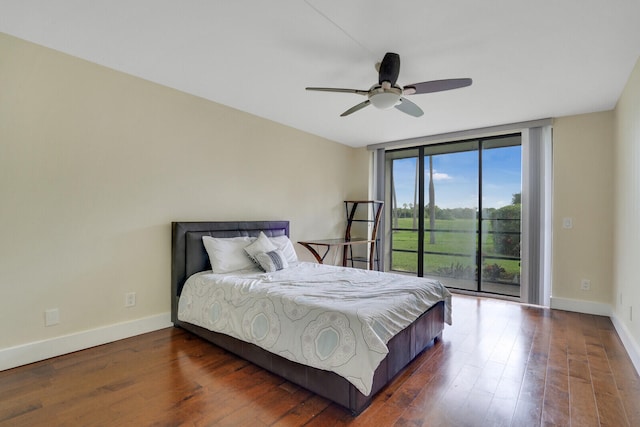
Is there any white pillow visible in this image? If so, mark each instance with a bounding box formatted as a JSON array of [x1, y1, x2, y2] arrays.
[[255, 250, 289, 272], [244, 232, 277, 262], [202, 236, 256, 273], [269, 235, 299, 264]]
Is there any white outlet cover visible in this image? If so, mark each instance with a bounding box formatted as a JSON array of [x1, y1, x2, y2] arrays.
[[45, 308, 59, 326], [125, 292, 136, 307]]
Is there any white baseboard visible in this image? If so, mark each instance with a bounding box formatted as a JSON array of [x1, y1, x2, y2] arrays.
[[550, 296, 640, 376], [549, 296, 612, 316], [610, 312, 640, 376], [0, 312, 172, 371]]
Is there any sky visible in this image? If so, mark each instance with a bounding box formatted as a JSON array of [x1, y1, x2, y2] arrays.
[[392, 145, 522, 210]]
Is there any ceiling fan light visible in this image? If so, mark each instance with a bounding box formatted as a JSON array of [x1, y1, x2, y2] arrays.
[[369, 91, 401, 109]]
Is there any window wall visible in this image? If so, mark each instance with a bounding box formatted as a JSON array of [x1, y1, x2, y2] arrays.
[[387, 134, 522, 297]]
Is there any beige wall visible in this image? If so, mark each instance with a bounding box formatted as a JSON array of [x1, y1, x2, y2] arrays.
[[551, 58, 640, 365], [552, 112, 614, 304], [0, 33, 369, 349], [613, 58, 640, 348]]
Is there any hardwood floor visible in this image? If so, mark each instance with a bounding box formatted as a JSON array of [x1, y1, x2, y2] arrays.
[[2, 294, 639, 426]]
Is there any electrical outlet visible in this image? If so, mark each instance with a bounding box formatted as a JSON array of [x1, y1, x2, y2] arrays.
[[125, 292, 136, 307], [580, 279, 591, 291], [562, 217, 573, 229], [45, 308, 59, 326]]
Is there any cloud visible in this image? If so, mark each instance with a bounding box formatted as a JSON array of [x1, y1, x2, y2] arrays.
[[432, 171, 452, 181]]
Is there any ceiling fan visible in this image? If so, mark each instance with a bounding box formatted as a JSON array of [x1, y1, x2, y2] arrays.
[[306, 52, 472, 117]]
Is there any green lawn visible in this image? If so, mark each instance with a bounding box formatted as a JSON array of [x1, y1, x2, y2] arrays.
[[390, 217, 521, 283]]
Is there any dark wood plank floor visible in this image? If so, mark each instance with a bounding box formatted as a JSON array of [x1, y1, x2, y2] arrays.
[[2, 294, 639, 426]]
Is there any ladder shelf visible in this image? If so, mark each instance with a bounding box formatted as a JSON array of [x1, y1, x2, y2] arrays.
[[343, 200, 384, 270]]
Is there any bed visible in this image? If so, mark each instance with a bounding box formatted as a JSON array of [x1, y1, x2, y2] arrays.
[[171, 220, 450, 414]]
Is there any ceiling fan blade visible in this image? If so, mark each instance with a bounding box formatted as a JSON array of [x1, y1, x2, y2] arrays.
[[394, 97, 424, 117], [306, 87, 369, 96], [403, 78, 472, 95], [378, 52, 400, 86], [341, 100, 371, 117]]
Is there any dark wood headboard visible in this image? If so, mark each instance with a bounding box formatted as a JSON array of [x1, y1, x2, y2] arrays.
[[170, 221, 290, 323]]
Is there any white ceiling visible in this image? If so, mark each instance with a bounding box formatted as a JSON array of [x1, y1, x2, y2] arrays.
[[1, 0, 639, 148]]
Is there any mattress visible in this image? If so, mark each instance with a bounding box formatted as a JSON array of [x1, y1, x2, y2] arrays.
[[177, 261, 451, 395]]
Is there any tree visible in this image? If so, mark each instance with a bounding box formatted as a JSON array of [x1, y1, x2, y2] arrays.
[[391, 173, 398, 227], [428, 156, 436, 244], [491, 195, 521, 257], [412, 162, 419, 229]]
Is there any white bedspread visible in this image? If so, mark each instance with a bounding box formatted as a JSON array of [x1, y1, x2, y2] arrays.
[[177, 262, 451, 395]]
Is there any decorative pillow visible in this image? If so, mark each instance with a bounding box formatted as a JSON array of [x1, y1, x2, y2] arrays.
[[269, 235, 299, 264], [202, 236, 256, 273], [255, 250, 289, 272], [244, 232, 277, 262]]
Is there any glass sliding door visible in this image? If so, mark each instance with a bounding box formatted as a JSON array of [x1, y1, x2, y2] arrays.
[[388, 149, 420, 274], [386, 134, 522, 298], [480, 136, 522, 296], [422, 141, 478, 292]]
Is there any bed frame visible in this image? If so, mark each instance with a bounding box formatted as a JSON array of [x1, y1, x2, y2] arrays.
[[171, 221, 444, 415]]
